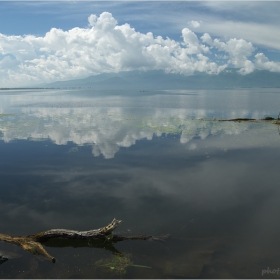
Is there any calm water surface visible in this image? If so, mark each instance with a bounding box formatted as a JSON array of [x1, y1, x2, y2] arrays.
[[0, 89, 280, 278]]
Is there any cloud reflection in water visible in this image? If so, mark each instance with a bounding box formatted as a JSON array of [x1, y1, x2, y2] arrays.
[[0, 97, 256, 158]]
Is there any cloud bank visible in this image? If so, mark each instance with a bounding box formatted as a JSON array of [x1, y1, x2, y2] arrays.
[[0, 12, 280, 87]]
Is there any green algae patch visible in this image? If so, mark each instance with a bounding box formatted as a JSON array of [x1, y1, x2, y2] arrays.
[[136, 116, 189, 134], [95, 253, 151, 276]]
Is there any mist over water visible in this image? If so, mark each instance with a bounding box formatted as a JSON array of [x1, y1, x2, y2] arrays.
[[0, 88, 280, 278]]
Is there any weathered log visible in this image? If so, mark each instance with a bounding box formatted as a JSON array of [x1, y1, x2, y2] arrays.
[[28, 218, 122, 242], [0, 219, 169, 264], [0, 218, 122, 263]]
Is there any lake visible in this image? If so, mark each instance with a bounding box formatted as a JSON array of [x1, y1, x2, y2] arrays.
[[0, 88, 280, 278]]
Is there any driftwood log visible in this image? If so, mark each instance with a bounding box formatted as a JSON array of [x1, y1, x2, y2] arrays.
[[0, 219, 169, 263]]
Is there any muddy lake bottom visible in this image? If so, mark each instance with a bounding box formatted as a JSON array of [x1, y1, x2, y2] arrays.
[[0, 88, 280, 278]]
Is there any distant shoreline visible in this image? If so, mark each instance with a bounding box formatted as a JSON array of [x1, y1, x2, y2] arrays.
[[1, 87, 280, 91]]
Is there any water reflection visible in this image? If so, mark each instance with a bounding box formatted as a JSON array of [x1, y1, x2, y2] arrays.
[[1, 90, 280, 278], [0, 107, 251, 158], [1, 89, 278, 159]]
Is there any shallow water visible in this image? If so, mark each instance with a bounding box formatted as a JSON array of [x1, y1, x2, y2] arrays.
[[0, 88, 280, 278]]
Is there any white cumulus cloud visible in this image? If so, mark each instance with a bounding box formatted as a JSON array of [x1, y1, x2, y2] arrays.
[[0, 12, 280, 87], [254, 53, 280, 72], [188, 20, 202, 28], [201, 33, 256, 74]]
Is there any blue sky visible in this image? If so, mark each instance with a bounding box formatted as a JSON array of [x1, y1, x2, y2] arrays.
[[0, 1, 280, 87]]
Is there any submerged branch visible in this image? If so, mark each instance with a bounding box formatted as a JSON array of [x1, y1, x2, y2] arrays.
[[112, 234, 170, 242], [0, 233, 55, 263]]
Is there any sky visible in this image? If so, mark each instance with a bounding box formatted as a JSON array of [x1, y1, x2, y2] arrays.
[[0, 1, 280, 87]]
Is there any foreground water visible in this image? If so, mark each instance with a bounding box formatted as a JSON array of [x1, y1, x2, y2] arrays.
[[0, 88, 280, 278]]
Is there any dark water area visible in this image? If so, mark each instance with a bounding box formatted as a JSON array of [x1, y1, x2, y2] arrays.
[[0, 88, 280, 278]]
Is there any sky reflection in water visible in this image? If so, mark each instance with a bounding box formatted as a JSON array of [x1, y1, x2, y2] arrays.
[[0, 89, 280, 278]]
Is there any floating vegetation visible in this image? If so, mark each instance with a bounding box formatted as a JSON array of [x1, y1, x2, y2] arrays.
[[95, 253, 151, 276]]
